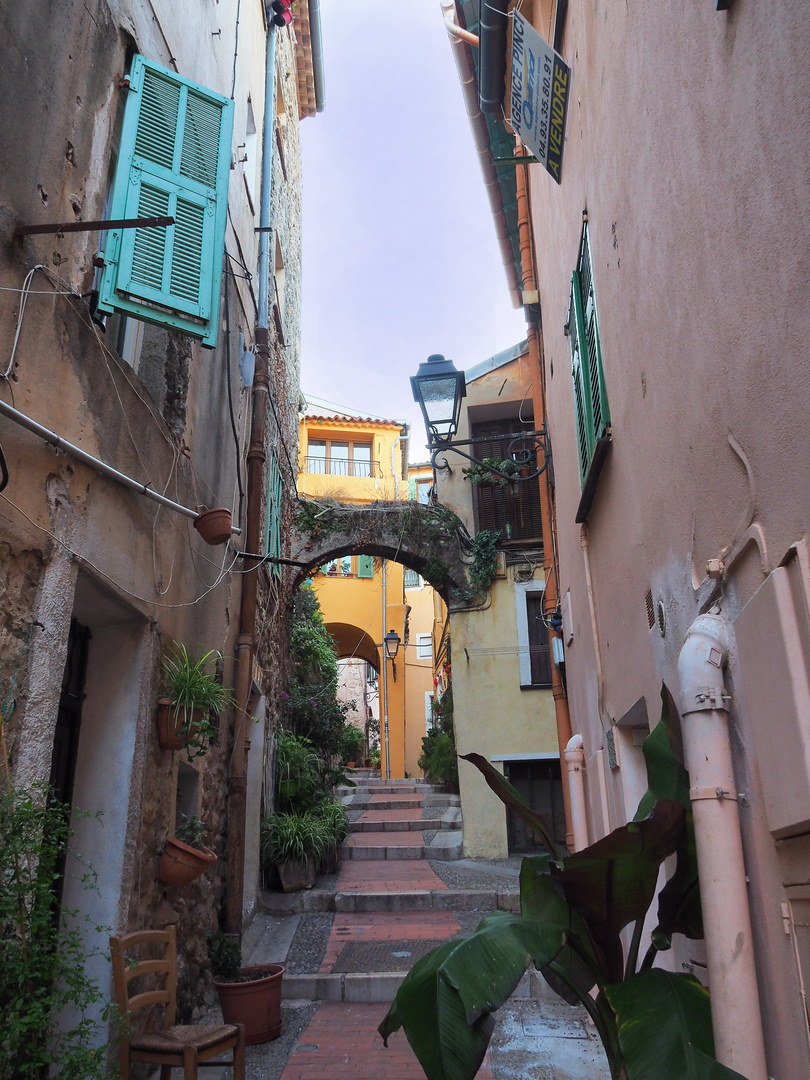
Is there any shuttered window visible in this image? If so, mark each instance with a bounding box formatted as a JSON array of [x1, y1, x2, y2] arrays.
[[264, 449, 284, 576], [526, 593, 553, 687], [470, 419, 543, 542], [357, 555, 375, 578], [97, 56, 234, 347], [569, 223, 611, 522]]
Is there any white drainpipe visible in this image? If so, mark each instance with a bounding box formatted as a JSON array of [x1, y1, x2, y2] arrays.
[[564, 734, 588, 851], [677, 613, 767, 1080]]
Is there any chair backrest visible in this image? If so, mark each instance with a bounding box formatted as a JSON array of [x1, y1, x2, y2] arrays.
[[110, 926, 178, 1029]]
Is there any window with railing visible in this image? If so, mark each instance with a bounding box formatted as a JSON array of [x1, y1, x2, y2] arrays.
[[305, 439, 379, 477]]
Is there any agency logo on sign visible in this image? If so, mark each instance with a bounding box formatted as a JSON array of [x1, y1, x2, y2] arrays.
[[510, 13, 571, 184]]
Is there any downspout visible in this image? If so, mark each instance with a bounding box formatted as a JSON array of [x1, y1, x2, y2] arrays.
[[564, 735, 588, 850], [580, 523, 607, 730], [307, 0, 326, 112], [677, 614, 767, 1080], [390, 433, 402, 500], [442, 3, 479, 47], [225, 19, 277, 937], [441, 0, 521, 307], [381, 561, 391, 780], [514, 141, 575, 846]]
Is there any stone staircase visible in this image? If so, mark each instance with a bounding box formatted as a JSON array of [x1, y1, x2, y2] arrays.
[[338, 776, 463, 861]]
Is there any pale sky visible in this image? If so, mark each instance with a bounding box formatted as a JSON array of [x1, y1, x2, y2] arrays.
[[299, 0, 527, 458]]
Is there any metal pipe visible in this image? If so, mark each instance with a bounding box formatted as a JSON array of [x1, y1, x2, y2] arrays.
[[677, 614, 767, 1080], [440, 0, 521, 307], [257, 23, 277, 330], [442, 4, 479, 47], [381, 558, 391, 780], [307, 0, 326, 112], [580, 523, 607, 730], [564, 735, 588, 850], [225, 19, 277, 936], [0, 398, 243, 529]]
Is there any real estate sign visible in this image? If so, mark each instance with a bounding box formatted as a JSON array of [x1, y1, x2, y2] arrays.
[[510, 13, 571, 184]]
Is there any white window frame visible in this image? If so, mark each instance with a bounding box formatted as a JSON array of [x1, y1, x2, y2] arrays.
[[416, 633, 433, 661], [514, 579, 546, 687]]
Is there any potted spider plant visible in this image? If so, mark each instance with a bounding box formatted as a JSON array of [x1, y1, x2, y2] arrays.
[[208, 931, 284, 1044], [316, 801, 351, 874], [157, 814, 217, 887], [261, 811, 329, 892], [157, 642, 236, 759], [276, 730, 321, 806]]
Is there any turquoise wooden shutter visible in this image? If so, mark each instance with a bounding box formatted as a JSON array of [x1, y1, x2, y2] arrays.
[[264, 449, 284, 576], [357, 555, 374, 578], [97, 56, 234, 347], [569, 272, 593, 484]]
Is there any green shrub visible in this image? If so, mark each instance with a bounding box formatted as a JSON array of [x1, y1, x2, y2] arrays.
[[0, 784, 115, 1080]]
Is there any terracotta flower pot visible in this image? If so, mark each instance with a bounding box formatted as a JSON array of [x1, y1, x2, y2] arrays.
[[320, 845, 342, 875], [215, 965, 285, 1044], [156, 699, 204, 752], [275, 855, 316, 893], [157, 836, 217, 887], [193, 507, 233, 546]]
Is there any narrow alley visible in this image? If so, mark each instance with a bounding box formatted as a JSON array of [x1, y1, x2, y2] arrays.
[[206, 770, 608, 1080]]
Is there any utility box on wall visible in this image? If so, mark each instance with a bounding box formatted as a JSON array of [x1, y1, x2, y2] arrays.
[[736, 557, 810, 839]]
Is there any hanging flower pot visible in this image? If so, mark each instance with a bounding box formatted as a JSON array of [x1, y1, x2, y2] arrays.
[[157, 835, 217, 887], [194, 506, 233, 545], [156, 698, 207, 752]]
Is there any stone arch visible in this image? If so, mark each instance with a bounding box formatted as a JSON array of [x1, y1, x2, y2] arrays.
[[289, 499, 474, 609], [326, 622, 380, 669]]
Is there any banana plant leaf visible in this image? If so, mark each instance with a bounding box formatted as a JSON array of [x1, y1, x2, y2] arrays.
[[379, 916, 569, 1080], [633, 688, 703, 949], [519, 856, 600, 1004], [459, 753, 556, 853], [551, 800, 686, 982], [605, 970, 748, 1080]]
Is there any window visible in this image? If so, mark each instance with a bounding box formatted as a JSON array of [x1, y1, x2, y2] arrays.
[[357, 555, 374, 578], [264, 448, 283, 577], [416, 634, 433, 661], [306, 439, 375, 477], [404, 568, 422, 589], [516, 583, 553, 688], [97, 55, 234, 347], [568, 221, 611, 522], [416, 479, 431, 504], [471, 418, 543, 542]]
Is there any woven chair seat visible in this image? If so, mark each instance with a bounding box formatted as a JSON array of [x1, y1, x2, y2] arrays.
[[132, 1023, 240, 1054]]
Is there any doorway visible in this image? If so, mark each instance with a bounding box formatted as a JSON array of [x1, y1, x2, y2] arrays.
[[504, 757, 566, 852]]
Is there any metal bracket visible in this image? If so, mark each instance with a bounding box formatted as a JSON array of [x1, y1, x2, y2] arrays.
[[689, 786, 741, 803]]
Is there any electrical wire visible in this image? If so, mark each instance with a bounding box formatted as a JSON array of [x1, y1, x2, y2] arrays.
[[230, 0, 242, 100], [2, 265, 76, 379]]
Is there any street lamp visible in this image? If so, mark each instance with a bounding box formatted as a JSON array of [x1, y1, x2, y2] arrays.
[[411, 352, 550, 481], [410, 354, 467, 446], [381, 629, 401, 781]]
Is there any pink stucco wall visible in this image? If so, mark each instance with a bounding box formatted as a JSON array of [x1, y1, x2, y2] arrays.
[[527, 1, 810, 1073]]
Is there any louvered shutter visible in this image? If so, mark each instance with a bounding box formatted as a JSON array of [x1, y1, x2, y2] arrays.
[[357, 555, 374, 578], [264, 449, 284, 575], [407, 479, 417, 500], [97, 56, 234, 347], [569, 273, 593, 484], [470, 420, 543, 542]]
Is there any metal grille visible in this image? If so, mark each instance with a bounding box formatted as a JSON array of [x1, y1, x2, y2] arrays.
[[331, 940, 442, 973], [304, 456, 381, 478], [645, 589, 655, 629]]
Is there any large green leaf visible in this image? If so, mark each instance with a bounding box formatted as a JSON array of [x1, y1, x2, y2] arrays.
[[635, 687, 690, 821], [379, 917, 568, 1080], [633, 688, 703, 950], [519, 856, 600, 1004], [605, 970, 748, 1080], [552, 800, 686, 981], [460, 753, 556, 852]]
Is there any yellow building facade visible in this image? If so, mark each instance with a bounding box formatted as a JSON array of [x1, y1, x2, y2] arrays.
[[299, 399, 439, 779]]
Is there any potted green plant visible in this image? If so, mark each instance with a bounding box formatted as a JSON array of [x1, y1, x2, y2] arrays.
[[340, 724, 365, 768], [261, 811, 328, 892], [315, 801, 351, 874], [276, 730, 321, 806], [157, 814, 217, 887], [461, 457, 521, 486], [207, 931, 284, 1044], [157, 642, 236, 759]]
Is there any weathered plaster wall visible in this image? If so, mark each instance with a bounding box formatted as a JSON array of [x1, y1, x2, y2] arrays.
[[524, 1, 810, 1074]]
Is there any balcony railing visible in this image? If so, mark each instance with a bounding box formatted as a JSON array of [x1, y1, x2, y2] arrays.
[[304, 457, 383, 478]]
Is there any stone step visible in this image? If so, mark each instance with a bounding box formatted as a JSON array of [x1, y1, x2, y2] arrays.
[[341, 829, 463, 862], [342, 796, 424, 811], [350, 817, 444, 833], [337, 784, 424, 797], [281, 966, 549, 1004], [260, 887, 520, 916]]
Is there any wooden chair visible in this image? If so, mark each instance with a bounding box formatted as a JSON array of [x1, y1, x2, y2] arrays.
[[110, 926, 245, 1080]]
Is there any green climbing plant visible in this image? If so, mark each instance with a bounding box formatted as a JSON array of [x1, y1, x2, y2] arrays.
[[467, 530, 500, 596]]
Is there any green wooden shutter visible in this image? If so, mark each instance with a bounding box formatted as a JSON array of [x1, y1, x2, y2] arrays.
[[97, 56, 234, 347], [569, 272, 594, 484], [357, 555, 374, 578], [264, 449, 284, 576], [407, 479, 417, 500]]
